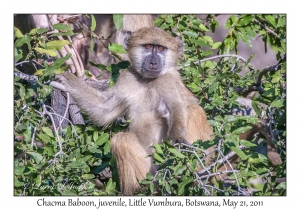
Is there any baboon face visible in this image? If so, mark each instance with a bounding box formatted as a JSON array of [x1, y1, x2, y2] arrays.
[[125, 27, 182, 79], [140, 44, 166, 78]]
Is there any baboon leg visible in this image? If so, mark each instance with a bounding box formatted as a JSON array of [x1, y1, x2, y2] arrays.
[[186, 104, 213, 144], [110, 132, 153, 195]]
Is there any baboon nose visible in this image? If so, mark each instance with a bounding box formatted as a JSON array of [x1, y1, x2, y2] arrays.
[[150, 62, 157, 68]]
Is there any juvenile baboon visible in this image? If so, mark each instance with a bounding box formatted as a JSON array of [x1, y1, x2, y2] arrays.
[[50, 27, 214, 195]]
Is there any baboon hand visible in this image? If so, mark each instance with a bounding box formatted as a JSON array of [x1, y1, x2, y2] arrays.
[[268, 151, 282, 166], [169, 127, 189, 145], [50, 72, 79, 93], [172, 138, 190, 145]]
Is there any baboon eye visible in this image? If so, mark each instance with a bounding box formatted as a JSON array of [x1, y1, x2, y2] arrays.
[[157, 46, 165, 51], [145, 44, 152, 49]]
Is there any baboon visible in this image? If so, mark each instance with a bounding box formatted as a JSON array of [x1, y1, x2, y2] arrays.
[[50, 27, 214, 195]]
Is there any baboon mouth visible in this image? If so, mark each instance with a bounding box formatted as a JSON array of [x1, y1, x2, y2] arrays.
[[143, 69, 161, 78]]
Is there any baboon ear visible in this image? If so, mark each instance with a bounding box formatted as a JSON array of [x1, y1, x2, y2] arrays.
[[123, 31, 132, 51], [176, 36, 184, 54]]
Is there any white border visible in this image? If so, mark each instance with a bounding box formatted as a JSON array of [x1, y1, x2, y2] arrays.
[[3, 0, 297, 209]]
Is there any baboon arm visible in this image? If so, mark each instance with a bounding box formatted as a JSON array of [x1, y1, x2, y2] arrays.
[[50, 72, 126, 126]]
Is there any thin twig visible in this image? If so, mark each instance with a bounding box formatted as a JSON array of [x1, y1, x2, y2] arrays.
[[253, 19, 280, 39], [197, 145, 247, 175], [59, 92, 70, 127], [15, 60, 44, 68], [179, 149, 211, 175], [199, 170, 240, 180], [256, 54, 285, 86], [39, 103, 64, 157], [30, 127, 37, 147], [186, 162, 211, 195], [197, 54, 247, 64], [217, 140, 241, 196], [14, 71, 38, 83]]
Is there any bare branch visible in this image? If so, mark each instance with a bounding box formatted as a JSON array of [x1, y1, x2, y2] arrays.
[[15, 60, 44, 68], [195, 54, 247, 65], [59, 92, 70, 126], [256, 54, 286, 86], [253, 19, 280, 39], [14, 71, 38, 83], [197, 145, 247, 176], [235, 85, 265, 95]]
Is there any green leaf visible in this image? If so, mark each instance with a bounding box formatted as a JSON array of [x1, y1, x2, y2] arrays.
[[224, 115, 240, 122], [150, 183, 154, 192], [239, 33, 252, 48], [52, 23, 72, 31], [82, 174, 95, 179], [42, 53, 72, 76], [14, 27, 23, 38], [95, 133, 109, 146], [154, 17, 164, 27], [42, 127, 54, 138], [15, 35, 32, 51], [211, 42, 222, 49], [46, 40, 71, 50], [199, 24, 209, 32], [252, 100, 262, 117], [146, 173, 153, 180], [190, 39, 210, 47], [14, 48, 23, 62], [256, 168, 268, 175], [262, 88, 276, 97], [153, 143, 164, 155], [264, 15, 276, 28], [104, 140, 111, 155], [14, 178, 24, 187], [237, 15, 254, 26], [276, 182, 286, 190], [90, 14, 96, 31], [69, 160, 86, 168], [270, 99, 285, 108], [178, 177, 194, 195], [93, 131, 98, 141], [230, 146, 247, 160], [169, 148, 185, 159], [153, 152, 164, 163], [247, 29, 256, 40], [232, 126, 252, 135], [49, 31, 74, 37], [37, 28, 48, 34], [139, 179, 151, 185], [36, 133, 52, 143], [14, 165, 25, 175], [33, 69, 44, 76], [27, 152, 43, 164], [240, 140, 256, 147], [182, 30, 198, 38], [113, 14, 124, 31], [34, 47, 57, 57], [174, 165, 187, 176], [108, 43, 126, 54]]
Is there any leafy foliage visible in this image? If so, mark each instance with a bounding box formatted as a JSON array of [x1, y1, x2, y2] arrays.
[[14, 14, 286, 196]]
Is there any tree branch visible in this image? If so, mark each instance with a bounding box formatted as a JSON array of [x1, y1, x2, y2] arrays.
[[253, 18, 280, 39]]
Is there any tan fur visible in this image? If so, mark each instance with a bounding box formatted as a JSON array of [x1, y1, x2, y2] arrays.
[[127, 27, 180, 51], [111, 132, 153, 195], [187, 104, 214, 143]]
